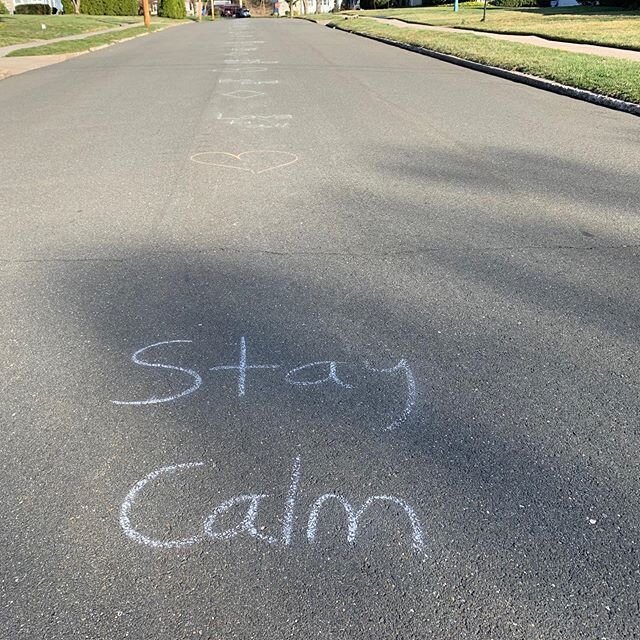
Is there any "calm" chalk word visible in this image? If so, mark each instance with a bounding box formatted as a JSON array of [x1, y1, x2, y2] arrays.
[[120, 456, 425, 552], [111, 337, 416, 431]]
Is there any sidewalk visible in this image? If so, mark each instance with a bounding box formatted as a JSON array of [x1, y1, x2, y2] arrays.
[[371, 17, 640, 62], [0, 21, 144, 58], [0, 22, 186, 81]]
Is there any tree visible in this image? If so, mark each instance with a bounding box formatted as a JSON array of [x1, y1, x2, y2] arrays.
[[159, 0, 186, 18]]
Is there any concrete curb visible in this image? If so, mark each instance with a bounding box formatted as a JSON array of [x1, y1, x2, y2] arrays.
[[327, 23, 640, 118]]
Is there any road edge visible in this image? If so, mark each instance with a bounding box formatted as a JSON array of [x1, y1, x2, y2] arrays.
[[327, 23, 640, 117]]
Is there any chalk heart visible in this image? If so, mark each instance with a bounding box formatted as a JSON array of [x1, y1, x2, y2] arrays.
[[191, 151, 298, 175]]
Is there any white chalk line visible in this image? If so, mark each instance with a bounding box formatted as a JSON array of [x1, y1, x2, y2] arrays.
[[120, 462, 205, 549], [211, 68, 268, 73], [190, 151, 299, 174], [307, 494, 425, 551], [221, 90, 266, 99], [218, 79, 279, 85], [204, 494, 278, 544], [209, 336, 280, 396], [224, 60, 279, 65], [282, 456, 301, 545], [365, 359, 416, 431], [285, 361, 353, 389], [111, 340, 201, 406]]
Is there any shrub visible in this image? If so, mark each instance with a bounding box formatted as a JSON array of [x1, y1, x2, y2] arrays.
[[158, 0, 185, 18], [16, 3, 53, 12], [62, 0, 75, 10], [0, 0, 8, 13], [79, 0, 138, 14], [491, 0, 552, 6]]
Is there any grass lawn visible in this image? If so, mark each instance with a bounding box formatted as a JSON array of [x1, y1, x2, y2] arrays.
[[6, 22, 169, 55], [350, 5, 640, 50], [297, 14, 340, 22], [329, 17, 640, 103], [0, 14, 176, 48]]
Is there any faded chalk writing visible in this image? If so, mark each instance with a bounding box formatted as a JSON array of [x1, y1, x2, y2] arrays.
[[224, 59, 279, 65], [221, 90, 266, 99], [218, 79, 279, 85], [215, 113, 292, 129], [190, 150, 298, 174]]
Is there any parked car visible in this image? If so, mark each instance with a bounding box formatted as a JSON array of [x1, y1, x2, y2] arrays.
[[220, 4, 239, 16], [236, 7, 250, 17]]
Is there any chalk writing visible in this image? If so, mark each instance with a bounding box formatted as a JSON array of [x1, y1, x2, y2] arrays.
[[224, 60, 279, 65], [215, 114, 292, 129], [221, 90, 266, 99], [111, 340, 202, 406], [190, 151, 298, 174], [120, 457, 425, 552], [212, 68, 268, 74], [209, 336, 280, 396], [365, 360, 416, 431], [218, 79, 279, 85], [111, 337, 416, 432], [285, 361, 353, 389]]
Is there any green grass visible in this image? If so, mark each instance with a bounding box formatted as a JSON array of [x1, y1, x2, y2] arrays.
[[329, 17, 640, 103], [6, 23, 167, 55], [350, 5, 640, 50], [0, 14, 154, 48], [297, 13, 340, 22]]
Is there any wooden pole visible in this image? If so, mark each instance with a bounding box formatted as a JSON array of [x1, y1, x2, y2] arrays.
[[142, 0, 151, 27]]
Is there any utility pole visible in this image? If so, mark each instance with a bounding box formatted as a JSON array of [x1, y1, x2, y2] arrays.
[[142, 0, 150, 27]]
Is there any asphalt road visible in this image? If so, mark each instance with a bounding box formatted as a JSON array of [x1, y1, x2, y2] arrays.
[[1, 18, 639, 640]]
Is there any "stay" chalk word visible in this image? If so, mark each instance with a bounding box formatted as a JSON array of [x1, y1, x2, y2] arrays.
[[111, 337, 416, 432]]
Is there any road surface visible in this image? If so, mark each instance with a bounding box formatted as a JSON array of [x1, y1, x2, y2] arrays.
[[1, 18, 639, 640]]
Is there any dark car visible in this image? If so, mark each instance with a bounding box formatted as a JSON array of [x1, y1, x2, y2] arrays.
[[236, 7, 250, 17], [220, 4, 239, 16]]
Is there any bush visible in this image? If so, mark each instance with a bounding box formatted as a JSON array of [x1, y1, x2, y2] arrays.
[[62, 0, 75, 10], [0, 0, 8, 13], [16, 3, 53, 12], [79, 0, 138, 14], [158, 0, 185, 18], [492, 0, 552, 6]]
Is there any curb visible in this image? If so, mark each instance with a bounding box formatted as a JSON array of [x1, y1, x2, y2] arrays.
[[327, 23, 640, 117]]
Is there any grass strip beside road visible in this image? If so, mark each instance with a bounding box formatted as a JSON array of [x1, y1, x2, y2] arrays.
[[297, 14, 339, 23], [6, 24, 166, 56], [329, 17, 640, 104], [0, 15, 150, 48], [352, 6, 640, 51]]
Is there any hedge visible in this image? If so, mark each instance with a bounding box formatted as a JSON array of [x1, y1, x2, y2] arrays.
[[16, 3, 53, 12], [158, 0, 185, 18], [61, 0, 138, 13], [0, 0, 9, 13]]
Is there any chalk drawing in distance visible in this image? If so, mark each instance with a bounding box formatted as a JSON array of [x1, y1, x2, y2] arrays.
[[190, 151, 299, 174]]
